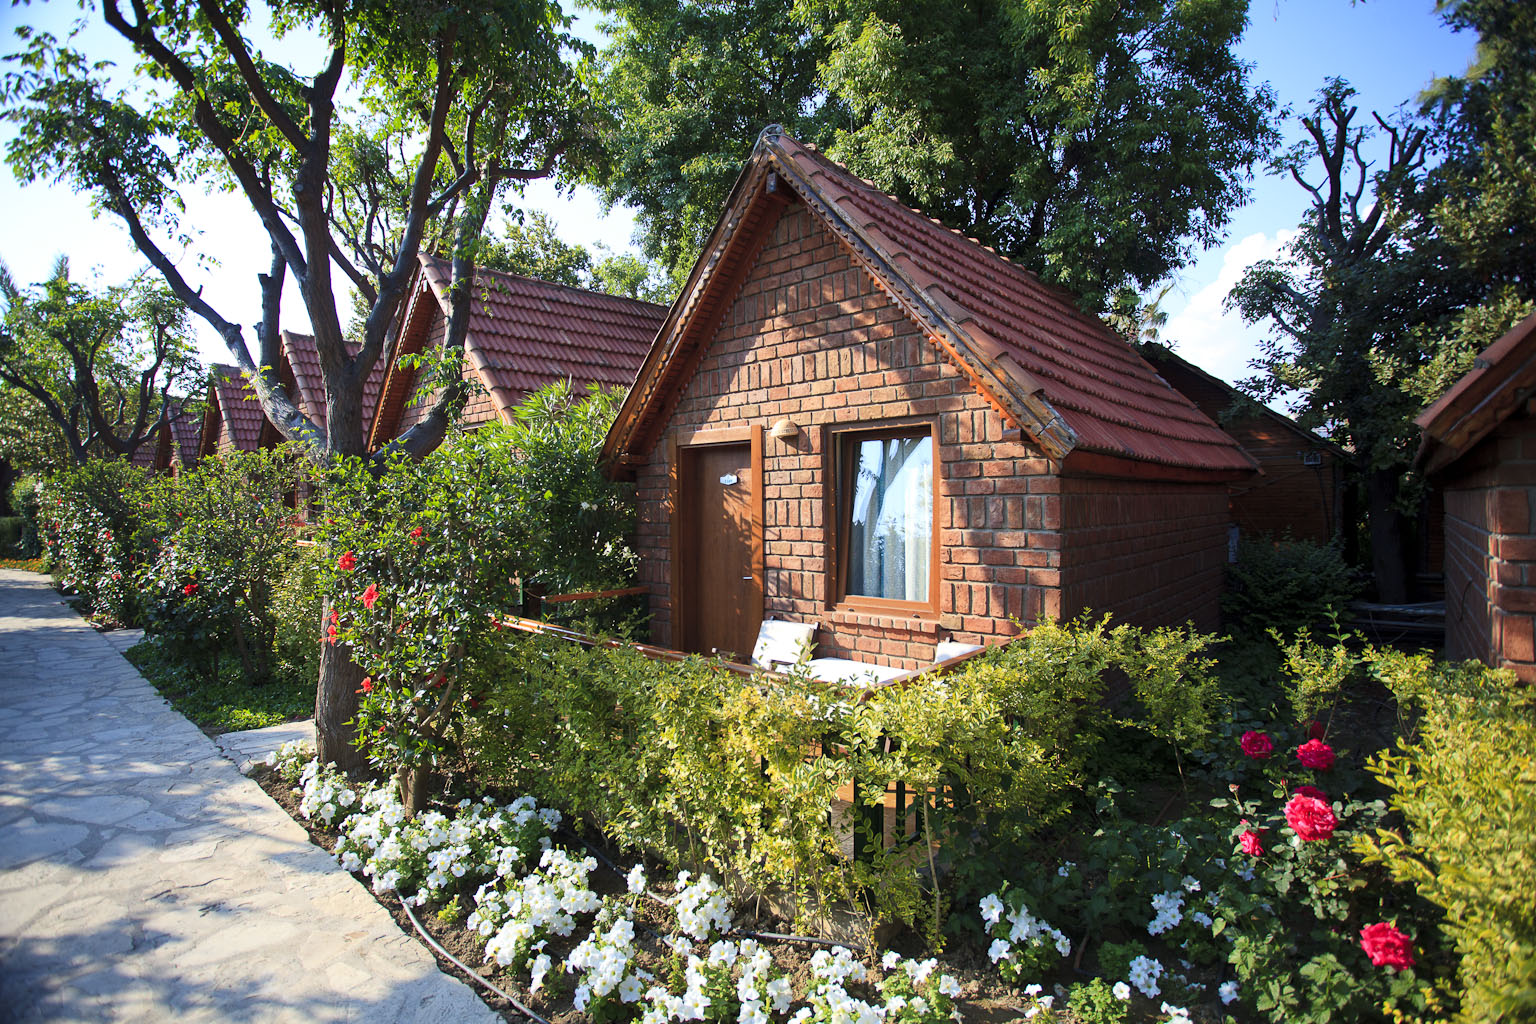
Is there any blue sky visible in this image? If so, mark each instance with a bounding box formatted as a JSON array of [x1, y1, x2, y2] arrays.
[[0, 0, 1479, 392]]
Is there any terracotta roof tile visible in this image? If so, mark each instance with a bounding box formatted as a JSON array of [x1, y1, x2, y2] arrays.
[[279, 332, 388, 434], [207, 363, 267, 452], [417, 256, 664, 420], [772, 136, 1252, 473]]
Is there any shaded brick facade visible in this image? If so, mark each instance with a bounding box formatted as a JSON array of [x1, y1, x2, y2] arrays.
[[1438, 405, 1536, 681], [633, 206, 1230, 667]]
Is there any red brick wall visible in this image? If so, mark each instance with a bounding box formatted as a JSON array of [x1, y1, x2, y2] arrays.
[[633, 203, 1061, 667], [1059, 478, 1230, 632], [1439, 406, 1536, 681], [394, 315, 504, 433]]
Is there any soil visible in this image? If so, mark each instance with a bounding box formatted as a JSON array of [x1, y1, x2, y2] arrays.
[[250, 766, 1034, 1023]]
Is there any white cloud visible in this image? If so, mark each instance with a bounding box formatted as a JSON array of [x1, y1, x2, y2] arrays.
[[1161, 229, 1299, 391]]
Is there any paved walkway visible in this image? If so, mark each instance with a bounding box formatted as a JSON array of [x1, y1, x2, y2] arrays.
[[0, 569, 498, 1023]]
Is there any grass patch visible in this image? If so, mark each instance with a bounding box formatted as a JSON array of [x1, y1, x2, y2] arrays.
[[0, 556, 48, 573], [126, 636, 314, 735]]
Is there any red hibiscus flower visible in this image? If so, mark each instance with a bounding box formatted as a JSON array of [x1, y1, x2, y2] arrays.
[[409, 527, 425, 544], [1297, 739, 1335, 770], [324, 624, 339, 645], [337, 550, 358, 572], [1238, 822, 1265, 857], [361, 583, 379, 610], [1240, 730, 1274, 759], [1293, 784, 1329, 802], [1360, 922, 1415, 970], [183, 583, 199, 596], [360, 676, 373, 694], [1284, 793, 1338, 841]]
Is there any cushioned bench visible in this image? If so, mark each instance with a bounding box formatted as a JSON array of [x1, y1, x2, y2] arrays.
[[750, 619, 981, 686]]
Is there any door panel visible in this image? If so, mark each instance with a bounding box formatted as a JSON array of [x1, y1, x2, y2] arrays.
[[678, 442, 758, 659]]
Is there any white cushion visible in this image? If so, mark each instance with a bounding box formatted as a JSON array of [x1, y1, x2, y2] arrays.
[[751, 619, 817, 670], [935, 641, 984, 662], [806, 657, 907, 686]]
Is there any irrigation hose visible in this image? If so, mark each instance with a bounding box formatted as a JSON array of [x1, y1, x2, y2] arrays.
[[399, 898, 553, 1024]]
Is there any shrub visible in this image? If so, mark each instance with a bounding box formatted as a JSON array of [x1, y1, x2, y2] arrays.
[[1223, 535, 1359, 637], [44, 459, 154, 624], [9, 474, 43, 556], [1362, 651, 1536, 1024], [0, 515, 24, 554], [137, 447, 311, 684]]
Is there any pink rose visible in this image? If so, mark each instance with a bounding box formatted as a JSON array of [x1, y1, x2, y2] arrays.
[[1284, 793, 1337, 841], [1360, 922, 1415, 970], [1297, 739, 1335, 770], [1239, 822, 1265, 857], [1241, 730, 1274, 759]]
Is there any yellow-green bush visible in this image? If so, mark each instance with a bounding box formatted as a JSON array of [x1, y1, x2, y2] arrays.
[[1361, 650, 1536, 1024]]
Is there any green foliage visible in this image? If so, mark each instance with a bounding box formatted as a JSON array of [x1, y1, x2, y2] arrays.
[[1361, 651, 1536, 1024], [1066, 977, 1129, 1024], [319, 385, 634, 801], [1224, 535, 1359, 638], [466, 613, 1227, 941], [44, 458, 155, 624], [477, 211, 597, 288], [0, 516, 23, 555], [0, 256, 201, 467], [126, 635, 314, 734], [8, 474, 42, 555], [137, 447, 313, 685], [593, 0, 1275, 309], [1277, 625, 1361, 726]]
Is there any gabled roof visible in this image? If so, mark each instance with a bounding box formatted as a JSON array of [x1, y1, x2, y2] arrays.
[[1139, 343, 1346, 459], [604, 127, 1256, 478], [168, 407, 200, 469], [259, 332, 388, 445], [1416, 311, 1536, 476], [199, 364, 267, 456], [369, 255, 667, 448]]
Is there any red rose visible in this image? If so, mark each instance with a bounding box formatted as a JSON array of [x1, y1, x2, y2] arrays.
[[1307, 719, 1327, 741], [1360, 922, 1415, 970], [360, 676, 373, 694], [1284, 793, 1338, 841], [1297, 739, 1335, 770], [1239, 822, 1265, 857], [1293, 784, 1329, 802], [361, 583, 379, 610], [183, 583, 199, 596], [1240, 730, 1274, 759], [337, 550, 358, 572]]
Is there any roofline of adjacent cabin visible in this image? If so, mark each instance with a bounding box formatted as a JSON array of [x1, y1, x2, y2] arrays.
[[1140, 342, 1349, 461], [1416, 311, 1536, 477]]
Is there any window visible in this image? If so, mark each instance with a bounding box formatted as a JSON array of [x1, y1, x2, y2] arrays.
[[837, 426, 935, 607]]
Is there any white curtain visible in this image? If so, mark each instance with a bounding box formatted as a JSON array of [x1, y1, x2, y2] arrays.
[[849, 435, 932, 601]]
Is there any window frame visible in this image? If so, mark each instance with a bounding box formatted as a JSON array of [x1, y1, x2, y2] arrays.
[[827, 417, 942, 617]]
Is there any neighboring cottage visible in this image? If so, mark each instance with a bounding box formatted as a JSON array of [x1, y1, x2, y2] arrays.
[[256, 331, 388, 449], [198, 364, 269, 457], [131, 405, 202, 473], [1416, 311, 1536, 681], [1140, 343, 1346, 545], [602, 127, 1257, 669], [368, 255, 667, 447]]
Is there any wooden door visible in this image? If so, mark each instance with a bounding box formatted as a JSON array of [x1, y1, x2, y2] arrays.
[[677, 441, 759, 660]]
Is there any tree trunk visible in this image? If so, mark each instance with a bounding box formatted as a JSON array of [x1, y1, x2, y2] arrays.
[[1367, 467, 1409, 604], [396, 765, 434, 818], [315, 597, 368, 769]]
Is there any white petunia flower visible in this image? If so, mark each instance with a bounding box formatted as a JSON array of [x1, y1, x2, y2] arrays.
[[1219, 980, 1239, 1005]]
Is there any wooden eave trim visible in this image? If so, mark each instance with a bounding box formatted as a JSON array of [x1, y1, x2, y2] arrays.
[[367, 273, 434, 450]]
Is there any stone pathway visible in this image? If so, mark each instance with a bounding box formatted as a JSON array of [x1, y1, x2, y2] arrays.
[[0, 569, 499, 1023]]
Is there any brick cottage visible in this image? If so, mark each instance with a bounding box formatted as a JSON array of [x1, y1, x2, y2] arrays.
[[1416, 311, 1536, 681], [603, 127, 1257, 671]]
